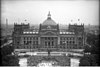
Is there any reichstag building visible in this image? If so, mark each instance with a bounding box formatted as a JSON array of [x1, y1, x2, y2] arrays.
[[13, 12, 85, 51]]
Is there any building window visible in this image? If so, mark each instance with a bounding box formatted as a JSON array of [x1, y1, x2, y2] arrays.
[[67, 41, 68, 44], [36, 37, 38, 40], [73, 37, 75, 40], [63, 38, 65, 40], [30, 37, 32, 40], [60, 41, 62, 44], [73, 41, 75, 44], [35, 41, 36, 44], [60, 46, 62, 48], [70, 41, 72, 44], [67, 37, 69, 40], [78, 37, 82, 40], [36, 46, 38, 48], [69, 46, 71, 49], [45, 44, 47, 47], [45, 42, 47, 45], [62, 37, 64, 40], [33, 37, 34, 40], [51, 37, 53, 40], [24, 46, 25, 49], [79, 42, 81, 44], [17, 42, 19, 44], [60, 37, 62, 40], [79, 46, 82, 49], [33, 41, 34, 44], [24, 41, 26, 44], [48, 37, 50, 40], [29, 41, 31, 44], [27, 37, 28, 40], [52, 41, 54, 45], [48, 42, 50, 47], [36, 41, 38, 44], [34, 37, 36, 40], [34, 41, 36, 44], [24, 37, 25, 40], [33, 37, 35, 40], [69, 38, 71, 40], [52, 44, 54, 47], [45, 37, 47, 40], [26, 41, 29, 45], [16, 46, 19, 49]]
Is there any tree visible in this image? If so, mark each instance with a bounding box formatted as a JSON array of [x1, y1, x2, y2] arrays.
[[1, 45, 14, 56], [1, 37, 8, 46], [1, 55, 19, 66], [79, 59, 91, 66], [84, 45, 91, 53], [86, 33, 100, 54], [84, 33, 100, 66], [79, 54, 98, 66], [1, 44, 19, 66]]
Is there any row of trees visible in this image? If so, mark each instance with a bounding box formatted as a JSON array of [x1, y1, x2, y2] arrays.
[[79, 33, 100, 66], [1, 42, 19, 66], [1, 37, 8, 46]]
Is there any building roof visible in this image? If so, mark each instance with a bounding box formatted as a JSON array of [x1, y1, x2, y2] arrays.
[[42, 19, 57, 25], [42, 11, 57, 25]]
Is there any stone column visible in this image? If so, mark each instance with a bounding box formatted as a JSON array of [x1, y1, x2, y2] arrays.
[[38, 37, 40, 48], [57, 37, 60, 49], [20, 37, 23, 44], [38, 37, 40, 44], [58, 37, 60, 44], [70, 58, 80, 67]]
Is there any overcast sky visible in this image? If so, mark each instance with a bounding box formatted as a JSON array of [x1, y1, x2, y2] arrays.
[[1, 0, 99, 25]]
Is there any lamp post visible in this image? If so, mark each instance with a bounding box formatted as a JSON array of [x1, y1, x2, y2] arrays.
[[48, 49, 50, 56], [47, 47, 52, 57]]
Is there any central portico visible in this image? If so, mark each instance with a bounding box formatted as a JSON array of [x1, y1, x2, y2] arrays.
[[39, 11, 59, 50]]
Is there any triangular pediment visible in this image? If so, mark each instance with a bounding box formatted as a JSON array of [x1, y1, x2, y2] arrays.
[[42, 31, 56, 35]]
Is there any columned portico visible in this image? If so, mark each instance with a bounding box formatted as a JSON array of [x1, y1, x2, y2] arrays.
[[40, 36, 58, 49]]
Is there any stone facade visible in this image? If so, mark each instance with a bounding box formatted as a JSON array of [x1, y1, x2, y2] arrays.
[[12, 12, 85, 51]]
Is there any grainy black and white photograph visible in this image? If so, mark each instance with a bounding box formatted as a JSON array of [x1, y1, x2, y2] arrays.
[[0, 0, 100, 67]]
